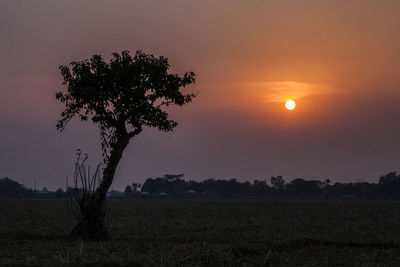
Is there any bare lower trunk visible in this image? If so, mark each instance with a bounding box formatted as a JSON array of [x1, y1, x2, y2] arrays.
[[71, 198, 107, 239], [71, 133, 130, 239]]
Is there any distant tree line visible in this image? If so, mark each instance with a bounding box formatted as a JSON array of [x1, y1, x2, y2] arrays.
[[2, 172, 400, 200], [124, 173, 400, 200], [0, 177, 28, 197], [0, 177, 65, 198]]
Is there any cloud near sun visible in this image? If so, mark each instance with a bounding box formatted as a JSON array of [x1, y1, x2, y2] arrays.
[[242, 81, 335, 103], [210, 81, 335, 106]]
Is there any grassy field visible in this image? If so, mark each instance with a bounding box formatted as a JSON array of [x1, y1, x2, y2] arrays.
[[0, 199, 400, 266]]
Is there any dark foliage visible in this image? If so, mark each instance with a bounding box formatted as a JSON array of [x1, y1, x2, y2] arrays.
[[135, 172, 400, 200], [2, 172, 400, 200], [56, 50, 195, 161], [0, 177, 26, 197]]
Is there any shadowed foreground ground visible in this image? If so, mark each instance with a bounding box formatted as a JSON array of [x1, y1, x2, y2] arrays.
[[0, 199, 400, 266]]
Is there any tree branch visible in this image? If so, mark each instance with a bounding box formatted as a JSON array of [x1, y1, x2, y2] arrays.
[[128, 126, 142, 138]]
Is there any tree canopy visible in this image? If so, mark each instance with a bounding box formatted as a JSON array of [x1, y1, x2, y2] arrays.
[[56, 50, 196, 159]]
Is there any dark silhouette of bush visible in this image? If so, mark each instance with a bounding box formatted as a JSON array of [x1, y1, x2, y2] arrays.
[[0, 177, 26, 197]]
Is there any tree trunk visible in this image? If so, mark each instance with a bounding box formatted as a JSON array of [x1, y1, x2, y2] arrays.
[[70, 197, 108, 239], [71, 133, 130, 239]]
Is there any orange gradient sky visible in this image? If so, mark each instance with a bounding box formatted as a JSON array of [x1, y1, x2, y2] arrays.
[[1, 0, 400, 189]]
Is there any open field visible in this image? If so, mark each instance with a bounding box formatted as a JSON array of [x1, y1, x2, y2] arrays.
[[1, 199, 400, 266]]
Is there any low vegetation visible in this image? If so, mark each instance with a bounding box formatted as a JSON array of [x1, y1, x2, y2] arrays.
[[0, 199, 399, 266]]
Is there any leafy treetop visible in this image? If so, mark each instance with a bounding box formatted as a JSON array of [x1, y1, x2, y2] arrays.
[[56, 50, 196, 159]]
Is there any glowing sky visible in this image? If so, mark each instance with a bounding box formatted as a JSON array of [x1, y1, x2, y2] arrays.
[[1, 0, 400, 189]]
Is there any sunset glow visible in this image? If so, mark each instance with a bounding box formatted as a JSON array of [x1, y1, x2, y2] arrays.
[[2, 1, 400, 264], [285, 99, 296, 111], [1, 0, 400, 188]]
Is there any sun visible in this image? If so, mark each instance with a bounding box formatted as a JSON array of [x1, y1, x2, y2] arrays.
[[285, 99, 296, 110]]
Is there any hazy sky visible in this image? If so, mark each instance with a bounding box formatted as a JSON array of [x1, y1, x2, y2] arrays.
[[1, 0, 400, 190]]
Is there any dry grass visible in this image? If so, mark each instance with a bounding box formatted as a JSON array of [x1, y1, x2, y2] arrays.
[[0, 199, 400, 266]]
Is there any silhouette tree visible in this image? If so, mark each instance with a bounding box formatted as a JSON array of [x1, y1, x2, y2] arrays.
[[378, 172, 400, 199], [56, 50, 196, 239], [124, 185, 132, 197], [0, 177, 25, 196], [270, 176, 285, 191], [285, 178, 322, 198], [131, 183, 141, 193]]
